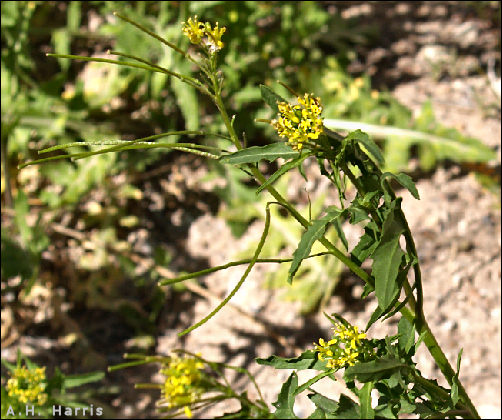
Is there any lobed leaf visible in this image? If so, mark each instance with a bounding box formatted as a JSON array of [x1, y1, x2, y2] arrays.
[[272, 372, 298, 419]]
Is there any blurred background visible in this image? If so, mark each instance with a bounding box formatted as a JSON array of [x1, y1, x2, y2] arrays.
[[1, 1, 500, 418]]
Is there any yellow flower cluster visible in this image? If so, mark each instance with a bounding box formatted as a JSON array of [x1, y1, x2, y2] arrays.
[[314, 323, 369, 370], [160, 355, 205, 418], [182, 16, 226, 53], [272, 94, 324, 150], [6, 366, 48, 405]]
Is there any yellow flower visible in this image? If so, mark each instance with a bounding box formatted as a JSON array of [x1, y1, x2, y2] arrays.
[[204, 22, 226, 52], [272, 93, 324, 151], [182, 16, 226, 53], [314, 322, 372, 371], [6, 366, 48, 406], [182, 16, 205, 45], [160, 355, 206, 417]]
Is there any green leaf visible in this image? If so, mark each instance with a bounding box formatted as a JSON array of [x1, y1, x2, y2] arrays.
[[371, 203, 406, 311], [220, 143, 299, 165], [334, 394, 360, 419], [399, 396, 416, 414], [307, 408, 327, 419], [345, 130, 384, 167], [398, 317, 416, 355], [256, 350, 326, 371], [323, 312, 351, 328], [308, 393, 339, 415], [451, 348, 463, 406], [256, 153, 311, 194], [351, 222, 379, 265], [356, 382, 375, 419], [330, 214, 348, 251], [260, 84, 286, 113], [171, 63, 199, 130], [451, 379, 459, 406], [382, 172, 420, 200], [288, 208, 344, 283], [344, 357, 406, 382], [272, 372, 298, 419], [348, 206, 369, 225], [456, 348, 463, 374], [63, 371, 105, 388]]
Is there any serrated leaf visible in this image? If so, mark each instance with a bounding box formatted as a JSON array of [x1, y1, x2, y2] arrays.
[[257, 153, 311, 194], [220, 143, 298, 165], [345, 129, 384, 167], [272, 372, 298, 419], [357, 382, 375, 419], [289, 208, 344, 283], [260, 84, 287, 113], [256, 350, 326, 371], [344, 358, 405, 382]]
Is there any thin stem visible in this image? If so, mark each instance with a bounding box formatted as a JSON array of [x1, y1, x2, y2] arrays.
[[159, 252, 331, 285], [46, 53, 165, 74]]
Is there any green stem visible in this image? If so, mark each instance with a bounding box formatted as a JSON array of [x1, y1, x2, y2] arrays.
[[159, 252, 331, 285]]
